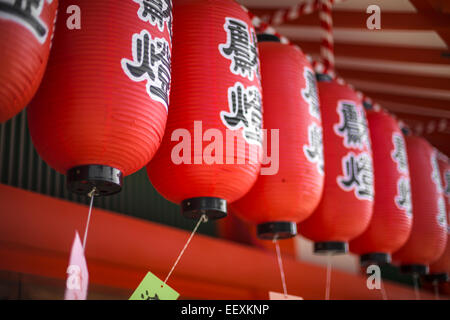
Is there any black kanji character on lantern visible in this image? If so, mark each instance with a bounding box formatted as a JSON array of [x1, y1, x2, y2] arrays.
[[250, 30, 260, 81], [135, 0, 172, 35], [391, 133, 408, 174], [0, 0, 49, 42], [444, 170, 450, 196], [221, 82, 262, 146], [121, 30, 171, 111], [360, 110, 371, 150], [219, 18, 259, 82], [437, 197, 447, 227], [149, 37, 171, 108], [431, 153, 443, 193], [334, 101, 369, 149], [302, 69, 320, 120], [141, 290, 160, 300], [395, 177, 412, 218], [303, 122, 324, 175], [123, 31, 154, 80], [338, 152, 374, 201]]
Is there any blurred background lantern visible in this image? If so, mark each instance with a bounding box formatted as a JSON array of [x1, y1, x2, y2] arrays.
[[27, 0, 172, 196], [350, 109, 413, 266], [425, 153, 450, 282], [299, 77, 374, 255], [230, 34, 324, 240], [0, 0, 58, 123], [147, 0, 263, 220], [392, 136, 448, 275]]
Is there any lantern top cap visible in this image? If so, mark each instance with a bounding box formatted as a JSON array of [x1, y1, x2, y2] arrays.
[[257, 33, 281, 43]]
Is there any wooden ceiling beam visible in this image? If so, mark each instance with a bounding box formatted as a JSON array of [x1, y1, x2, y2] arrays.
[[336, 68, 450, 91], [409, 0, 450, 47], [295, 41, 450, 65], [393, 112, 445, 124], [358, 90, 450, 113], [427, 0, 450, 13], [248, 8, 450, 32]]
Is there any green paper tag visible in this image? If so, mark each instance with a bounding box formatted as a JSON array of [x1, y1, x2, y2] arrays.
[[129, 271, 179, 300]]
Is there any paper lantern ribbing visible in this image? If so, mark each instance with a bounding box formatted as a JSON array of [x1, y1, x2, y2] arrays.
[[147, 0, 262, 219], [0, 0, 58, 123], [299, 77, 374, 254], [427, 155, 450, 281], [392, 136, 448, 275], [230, 35, 324, 240], [28, 0, 172, 196], [349, 110, 413, 266]]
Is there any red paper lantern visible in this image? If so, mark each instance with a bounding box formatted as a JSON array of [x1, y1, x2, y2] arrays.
[[299, 77, 374, 254], [350, 110, 413, 265], [28, 0, 172, 196], [230, 35, 324, 240], [147, 0, 263, 219], [392, 136, 448, 275], [427, 155, 450, 281], [0, 0, 57, 123]]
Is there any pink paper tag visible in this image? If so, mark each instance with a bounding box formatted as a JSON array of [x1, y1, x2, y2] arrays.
[[64, 231, 89, 300], [269, 291, 303, 300]]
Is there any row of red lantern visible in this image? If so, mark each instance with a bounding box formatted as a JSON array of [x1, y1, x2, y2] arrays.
[[429, 154, 450, 281], [1, 0, 448, 279], [0, 0, 57, 123]]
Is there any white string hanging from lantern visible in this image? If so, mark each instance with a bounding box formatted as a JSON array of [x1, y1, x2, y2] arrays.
[[273, 236, 289, 298], [82, 187, 97, 250], [162, 214, 208, 287]]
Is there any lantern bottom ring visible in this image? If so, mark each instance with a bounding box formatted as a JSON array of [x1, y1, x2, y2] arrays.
[[316, 73, 333, 83], [400, 264, 429, 275], [422, 272, 448, 283], [181, 197, 227, 220], [257, 33, 281, 43], [314, 241, 348, 255], [257, 222, 297, 240], [67, 165, 123, 197], [360, 252, 391, 267]]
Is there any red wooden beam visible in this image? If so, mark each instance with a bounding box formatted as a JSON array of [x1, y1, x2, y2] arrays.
[[360, 90, 450, 112], [0, 184, 439, 300], [249, 8, 450, 32], [428, 0, 450, 13], [296, 41, 450, 66], [409, 0, 450, 48], [337, 68, 450, 91]]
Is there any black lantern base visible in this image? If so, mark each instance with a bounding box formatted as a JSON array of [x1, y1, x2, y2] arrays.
[[360, 252, 391, 267], [422, 273, 448, 283], [257, 33, 281, 43], [314, 241, 348, 255], [400, 264, 429, 275], [67, 165, 122, 196], [257, 221, 297, 240], [316, 73, 333, 82], [181, 197, 227, 220]]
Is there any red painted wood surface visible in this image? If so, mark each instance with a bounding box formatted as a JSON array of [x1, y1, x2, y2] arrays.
[[0, 184, 441, 300]]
